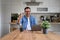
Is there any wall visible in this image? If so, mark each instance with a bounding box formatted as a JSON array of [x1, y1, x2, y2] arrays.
[[1, 0, 60, 37], [1, 0, 10, 37], [0, 0, 1, 37], [10, 0, 60, 13], [1, 0, 60, 13]]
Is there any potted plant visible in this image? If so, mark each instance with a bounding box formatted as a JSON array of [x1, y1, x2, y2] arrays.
[[41, 20, 50, 34], [12, 15, 18, 23]]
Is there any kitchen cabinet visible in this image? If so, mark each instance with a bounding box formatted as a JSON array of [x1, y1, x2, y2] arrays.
[[9, 22, 19, 32]]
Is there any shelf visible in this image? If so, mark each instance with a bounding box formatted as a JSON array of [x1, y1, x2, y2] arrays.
[[9, 22, 17, 25], [21, 11, 60, 14]]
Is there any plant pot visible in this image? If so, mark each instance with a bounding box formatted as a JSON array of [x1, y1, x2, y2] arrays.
[[43, 28, 48, 34]]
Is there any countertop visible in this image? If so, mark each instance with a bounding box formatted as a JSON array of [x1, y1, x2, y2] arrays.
[[9, 22, 60, 25], [1, 29, 60, 40]]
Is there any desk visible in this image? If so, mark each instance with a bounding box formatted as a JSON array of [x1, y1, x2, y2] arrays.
[[1, 29, 60, 40]]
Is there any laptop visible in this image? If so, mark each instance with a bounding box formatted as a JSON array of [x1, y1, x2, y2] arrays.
[[31, 25, 42, 31]]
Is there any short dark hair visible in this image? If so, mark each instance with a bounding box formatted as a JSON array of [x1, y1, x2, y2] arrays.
[[24, 7, 31, 10]]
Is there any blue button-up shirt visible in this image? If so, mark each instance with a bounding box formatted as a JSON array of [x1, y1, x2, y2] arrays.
[[20, 15, 36, 30]]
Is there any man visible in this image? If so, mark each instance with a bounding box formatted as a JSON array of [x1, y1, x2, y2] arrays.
[[20, 7, 36, 31]]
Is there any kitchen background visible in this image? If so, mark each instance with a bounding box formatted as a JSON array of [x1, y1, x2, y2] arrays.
[[0, 0, 60, 37]]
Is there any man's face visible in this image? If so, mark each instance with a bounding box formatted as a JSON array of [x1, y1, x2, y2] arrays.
[[25, 9, 31, 16]]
